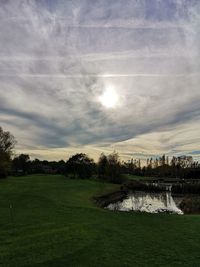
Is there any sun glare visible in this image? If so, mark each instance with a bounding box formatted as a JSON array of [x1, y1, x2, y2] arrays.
[[99, 87, 119, 108]]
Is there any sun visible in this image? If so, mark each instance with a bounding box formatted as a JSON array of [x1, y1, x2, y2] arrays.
[[99, 87, 119, 108]]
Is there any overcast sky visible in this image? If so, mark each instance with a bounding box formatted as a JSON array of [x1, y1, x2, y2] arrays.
[[0, 0, 200, 161]]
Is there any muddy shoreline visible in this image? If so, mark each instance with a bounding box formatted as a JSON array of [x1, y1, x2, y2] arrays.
[[93, 190, 128, 208]]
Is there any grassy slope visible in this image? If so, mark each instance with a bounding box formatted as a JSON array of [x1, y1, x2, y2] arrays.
[[0, 175, 200, 267]]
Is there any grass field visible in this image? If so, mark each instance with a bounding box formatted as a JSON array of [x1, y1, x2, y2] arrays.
[[0, 175, 200, 267]]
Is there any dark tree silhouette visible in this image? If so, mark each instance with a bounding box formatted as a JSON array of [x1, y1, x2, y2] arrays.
[[0, 126, 16, 178], [66, 153, 95, 179], [98, 153, 108, 179], [98, 152, 124, 183], [12, 154, 30, 175]]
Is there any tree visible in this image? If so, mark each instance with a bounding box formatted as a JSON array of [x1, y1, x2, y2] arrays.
[[0, 126, 16, 178], [98, 153, 108, 179], [12, 154, 30, 175], [66, 153, 95, 179], [107, 152, 121, 182], [98, 152, 123, 183], [57, 160, 66, 174]]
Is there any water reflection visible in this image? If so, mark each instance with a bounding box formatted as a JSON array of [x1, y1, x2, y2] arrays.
[[106, 191, 183, 214]]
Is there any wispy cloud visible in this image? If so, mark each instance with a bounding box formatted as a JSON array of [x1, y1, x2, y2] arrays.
[[0, 0, 199, 160]]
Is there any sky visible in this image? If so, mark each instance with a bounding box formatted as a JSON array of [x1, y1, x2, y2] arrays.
[[0, 0, 200, 161]]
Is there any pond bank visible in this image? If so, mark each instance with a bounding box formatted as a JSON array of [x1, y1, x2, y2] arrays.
[[93, 189, 127, 208], [179, 197, 200, 214]]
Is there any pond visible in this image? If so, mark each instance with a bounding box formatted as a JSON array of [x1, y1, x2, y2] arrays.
[[106, 191, 184, 214]]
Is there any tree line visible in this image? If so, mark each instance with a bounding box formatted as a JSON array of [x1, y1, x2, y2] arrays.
[[11, 152, 124, 183], [122, 154, 200, 179], [0, 126, 200, 182]]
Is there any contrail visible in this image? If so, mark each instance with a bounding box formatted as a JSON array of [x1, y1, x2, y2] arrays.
[[0, 73, 199, 78]]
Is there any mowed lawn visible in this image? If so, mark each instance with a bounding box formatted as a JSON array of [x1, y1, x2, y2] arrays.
[[0, 175, 200, 267]]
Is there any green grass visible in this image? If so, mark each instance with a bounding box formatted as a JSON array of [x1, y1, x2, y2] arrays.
[[0, 175, 200, 267]]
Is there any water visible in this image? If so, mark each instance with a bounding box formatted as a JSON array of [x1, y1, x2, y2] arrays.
[[106, 191, 183, 214]]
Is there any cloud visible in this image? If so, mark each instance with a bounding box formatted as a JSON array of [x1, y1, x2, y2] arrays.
[[0, 0, 200, 160]]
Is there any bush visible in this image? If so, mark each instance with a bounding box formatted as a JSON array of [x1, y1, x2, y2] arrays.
[[180, 197, 200, 214]]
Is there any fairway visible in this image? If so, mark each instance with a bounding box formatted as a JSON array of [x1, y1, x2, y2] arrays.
[[0, 175, 200, 267]]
